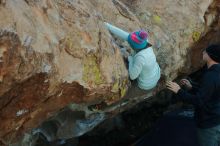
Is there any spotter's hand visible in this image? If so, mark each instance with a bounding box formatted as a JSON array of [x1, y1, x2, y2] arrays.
[[166, 81, 181, 94], [180, 79, 192, 90]]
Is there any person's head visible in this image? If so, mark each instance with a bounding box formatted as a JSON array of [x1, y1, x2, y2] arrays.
[[127, 30, 148, 50], [203, 44, 220, 64]]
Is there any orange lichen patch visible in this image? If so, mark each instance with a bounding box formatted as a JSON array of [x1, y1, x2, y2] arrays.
[[81, 31, 92, 43], [88, 101, 107, 111]]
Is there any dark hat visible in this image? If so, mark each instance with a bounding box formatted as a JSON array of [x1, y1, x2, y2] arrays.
[[205, 45, 220, 63]]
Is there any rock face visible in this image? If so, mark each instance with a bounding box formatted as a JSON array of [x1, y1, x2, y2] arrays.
[[0, 0, 219, 145]]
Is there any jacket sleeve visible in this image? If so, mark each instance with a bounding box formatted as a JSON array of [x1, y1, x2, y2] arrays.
[[177, 72, 215, 107], [128, 55, 145, 80]]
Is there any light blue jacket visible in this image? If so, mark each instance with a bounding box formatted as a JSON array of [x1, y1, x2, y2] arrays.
[[128, 47, 161, 90]]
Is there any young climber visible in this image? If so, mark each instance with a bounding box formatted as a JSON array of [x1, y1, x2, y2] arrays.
[[166, 44, 220, 146], [127, 30, 160, 90], [104, 22, 161, 96]]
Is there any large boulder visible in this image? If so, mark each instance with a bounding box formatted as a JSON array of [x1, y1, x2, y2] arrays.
[[0, 0, 219, 145]]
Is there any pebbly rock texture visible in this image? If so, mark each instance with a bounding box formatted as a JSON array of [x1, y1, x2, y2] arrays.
[[0, 0, 129, 145], [0, 0, 219, 145], [189, 0, 220, 70], [119, 0, 215, 77]]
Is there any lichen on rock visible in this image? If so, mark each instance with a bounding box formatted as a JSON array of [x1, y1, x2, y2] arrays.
[[82, 55, 104, 86]]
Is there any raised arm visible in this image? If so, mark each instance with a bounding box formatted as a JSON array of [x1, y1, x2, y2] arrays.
[[128, 55, 145, 80]]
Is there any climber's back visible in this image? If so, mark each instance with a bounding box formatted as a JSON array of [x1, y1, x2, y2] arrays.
[[133, 47, 160, 90]]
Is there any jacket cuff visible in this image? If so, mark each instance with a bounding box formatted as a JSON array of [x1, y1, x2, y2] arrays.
[[177, 88, 184, 98]]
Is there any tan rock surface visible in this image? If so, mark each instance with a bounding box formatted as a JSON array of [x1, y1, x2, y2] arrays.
[[0, 0, 219, 145]]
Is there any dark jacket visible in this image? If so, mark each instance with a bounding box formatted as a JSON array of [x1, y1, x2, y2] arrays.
[[177, 64, 220, 128]]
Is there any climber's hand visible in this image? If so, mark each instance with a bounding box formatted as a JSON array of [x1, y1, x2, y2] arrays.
[[166, 81, 181, 94], [128, 55, 133, 62], [124, 51, 130, 59], [120, 48, 129, 59], [180, 79, 192, 90]]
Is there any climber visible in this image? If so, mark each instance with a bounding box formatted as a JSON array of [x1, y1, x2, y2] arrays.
[[104, 22, 161, 96], [166, 44, 220, 146]]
